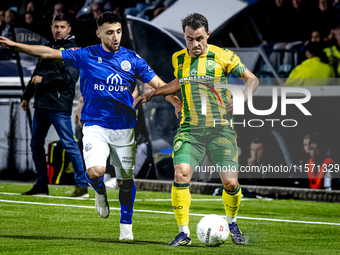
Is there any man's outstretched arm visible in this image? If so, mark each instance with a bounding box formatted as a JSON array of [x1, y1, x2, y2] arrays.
[[0, 36, 63, 60], [133, 78, 181, 108]]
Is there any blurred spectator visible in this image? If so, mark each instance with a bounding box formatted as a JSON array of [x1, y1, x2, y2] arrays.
[[78, 2, 103, 20], [324, 28, 340, 76], [125, 0, 176, 20], [239, 137, 268, 184], [91, 3, 102, 19], [142, 0, 176, 20], [0, 10, 5, 27], [124, 2, 149, 17], [301, 29, 328, 63], [0, 9, 16, 39], [247, 137, 264, 168], [285, 42, 335, 85], [111, 1, 125, 17], [311, 30, 322, 43], [53, 3, 66, 18], [262, 0, 312, 77], [18, 0, 36, 16], [25, 11, 35, 24], [26, 1, 36, 12], [143, 0, 176, 20], [306, 133, 337, 190], [311, 0, 337, 39], [284, 132, 311, 187], [76, 0, 111, 19]]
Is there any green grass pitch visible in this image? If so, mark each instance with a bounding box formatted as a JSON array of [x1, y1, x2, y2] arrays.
[[0, 182, 340, 254]]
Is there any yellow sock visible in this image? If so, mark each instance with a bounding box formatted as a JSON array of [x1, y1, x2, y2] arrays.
[[171, 181, 191, 226], [222, 184, 241, 218]]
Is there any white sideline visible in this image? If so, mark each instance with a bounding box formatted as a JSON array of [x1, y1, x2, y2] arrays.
[[0, 192, 272, 202], [0, 199, 339, 226]]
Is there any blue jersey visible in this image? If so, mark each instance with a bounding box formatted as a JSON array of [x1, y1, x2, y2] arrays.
[[61, 44, 156, 129]]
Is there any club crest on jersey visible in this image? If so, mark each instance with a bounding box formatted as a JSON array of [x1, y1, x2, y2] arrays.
[[98, 57, 102, 63], [206, 60, 215, 71], [174, 141, 182, 151], [85, 143, 92, 152], [121, 60, 131, 71]]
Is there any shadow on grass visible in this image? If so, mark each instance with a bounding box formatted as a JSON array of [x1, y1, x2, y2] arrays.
[[0, 234, 202, 247]]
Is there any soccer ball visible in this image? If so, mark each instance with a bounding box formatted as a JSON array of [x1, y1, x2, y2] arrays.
[[196, 214, 229, 246]]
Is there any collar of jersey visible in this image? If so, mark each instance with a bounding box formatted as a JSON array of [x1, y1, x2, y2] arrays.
[[186, 44, 211, 58], [99, 44, 122, 57]]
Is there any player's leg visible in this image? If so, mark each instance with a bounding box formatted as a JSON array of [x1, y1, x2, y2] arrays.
[[168, 126, 205, 246], [109, 128, 136, 240], [219, 173, 245, 245], [83, 125, 110, 218], [209, 131, 245, 245], [22, 110, 51, 195], [167, 162, 193, 246], [50, 111, 88, 197]]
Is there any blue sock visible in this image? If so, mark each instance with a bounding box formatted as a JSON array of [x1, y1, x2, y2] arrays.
[[119, 181, 136, 224], [85, 172, 106, 195]]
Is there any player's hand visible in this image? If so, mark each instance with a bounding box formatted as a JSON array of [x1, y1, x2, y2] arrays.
[[247, 157, 256, 168], [21, 100, 29, 111], [226, 98, 233, 112], [133, 91, 155, 109], [32, 75, 43, 85], [174, 100, 182, 119], [0, 36, 16, 49]]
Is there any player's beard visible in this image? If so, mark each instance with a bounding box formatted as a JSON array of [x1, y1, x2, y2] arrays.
[[192, 46, 203, 57], [104, 41, 120, 53]]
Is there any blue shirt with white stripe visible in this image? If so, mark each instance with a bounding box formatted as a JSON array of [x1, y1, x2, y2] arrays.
[[62, 44, 156, 129]]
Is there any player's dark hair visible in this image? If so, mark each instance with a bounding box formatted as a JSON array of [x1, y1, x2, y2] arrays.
[[52, 13, 71, 26], [251, 137, 263, 145], [305, 42, 322, 57], [97, 11, 122, 27], [181, 13, 209, 33]]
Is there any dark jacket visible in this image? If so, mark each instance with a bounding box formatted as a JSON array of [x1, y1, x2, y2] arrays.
[[21, 36, 79, 113]]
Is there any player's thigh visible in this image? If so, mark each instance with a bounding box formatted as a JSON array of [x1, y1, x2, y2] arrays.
[[109, 128, 135, 180], [172, 125, 206, 171], [208, 131, 239, 178], [82, 125, 110, 169]]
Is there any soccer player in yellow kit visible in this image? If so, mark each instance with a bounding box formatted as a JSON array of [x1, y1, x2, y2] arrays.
[[134, 13, 259, 246]]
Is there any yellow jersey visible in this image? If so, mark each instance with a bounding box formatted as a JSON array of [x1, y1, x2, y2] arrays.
[[172, 44, 246, 129]]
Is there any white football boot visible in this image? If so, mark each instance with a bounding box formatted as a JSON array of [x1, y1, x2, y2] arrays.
[[119, 223, 134, 240], [95, 192, 110, 218]]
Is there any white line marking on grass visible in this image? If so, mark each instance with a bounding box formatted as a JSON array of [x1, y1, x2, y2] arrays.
[[0, 199, 339, 226], [0, 192, 270, 202]]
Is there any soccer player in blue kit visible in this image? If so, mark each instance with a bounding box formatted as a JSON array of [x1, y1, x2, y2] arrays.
[[0, 12, 181, 240]]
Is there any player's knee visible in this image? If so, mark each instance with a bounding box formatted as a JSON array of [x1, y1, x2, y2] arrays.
[[87, 166, 106, 181], [118, 179, 134, 191], [222, 178, 238, 191], [174, 165, 191, 183]]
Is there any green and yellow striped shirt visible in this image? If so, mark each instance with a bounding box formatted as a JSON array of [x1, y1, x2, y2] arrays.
[[172, 44, 246, 129]]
